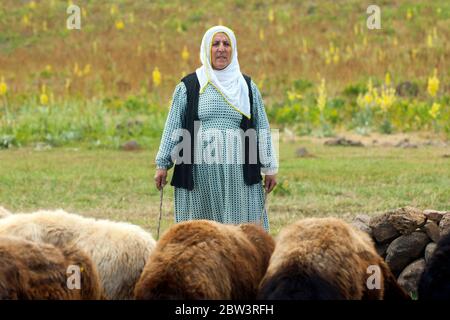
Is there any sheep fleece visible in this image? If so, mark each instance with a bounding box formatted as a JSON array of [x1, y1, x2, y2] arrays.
[[134, 220, 275, 299], [0, 210, 156, 299], [0, 236, 102, 299], [258, 217, 410, 300]]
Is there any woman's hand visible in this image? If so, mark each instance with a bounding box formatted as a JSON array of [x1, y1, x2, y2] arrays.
[[155, 168, 168, 190], [264, 174, 277, 193]]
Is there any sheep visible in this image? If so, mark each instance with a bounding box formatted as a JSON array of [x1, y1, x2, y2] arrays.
[[418, 231, 450, 300], [0, 236, 103, 299], [0, 209, 156, 300], [0, 206, 11, 219], [134, 220, 275, 300], [258, 217, 410, 300]]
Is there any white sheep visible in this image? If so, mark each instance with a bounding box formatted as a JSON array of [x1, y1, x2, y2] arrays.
[[0, 209, 156, 299], [0, 206, 11, 218]]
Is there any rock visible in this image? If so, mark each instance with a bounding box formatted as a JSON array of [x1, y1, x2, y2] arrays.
[[395, 138, 418, 149], [324, 137, 364, 147], [351, 214, 372, 236], [352, 221, 372, 237], [354, 214, 371, 224], [385, 231, 430, 276], [397, 259, 426, 296], [34, 142, 52, 151], [295, 147, 314, 158], [439, 214, 450, 237], [387, 207, 426, 235], [121, 140, 141, 151], [375, 242, 390, 258], [420, 221, 440, 243], [423, 209, 447, 223], [424, 243, 437, 264], [369, 213, 400, 243], [396, 82, 418, 97]]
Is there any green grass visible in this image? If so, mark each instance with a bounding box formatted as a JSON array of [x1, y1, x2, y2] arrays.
[[0, 140, 449, 236]]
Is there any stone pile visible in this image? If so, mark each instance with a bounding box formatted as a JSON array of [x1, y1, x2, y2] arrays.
[[352, 206, 450, 296]]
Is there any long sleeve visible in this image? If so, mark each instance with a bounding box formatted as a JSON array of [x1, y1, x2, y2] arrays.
[[251, 81, 279, 175], [155, 82, 187, 170]]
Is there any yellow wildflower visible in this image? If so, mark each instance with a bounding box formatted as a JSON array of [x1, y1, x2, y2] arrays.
[[22, 14, 30, 26], [287, 90, 302, 102], [268, 9, 274, 23], [377, 87, 396, 112], [110, 4, 118, 16], [406, 9, 412, 20], [0, 77, 7, 96], [181, 46, 189, 62], [28, 1, 37, 9], [333, 48, 340, 64], [317, 79, 327, 113], [83, 64, 91, 76], [429, 102, 441, 119], [427, 69, 439, 97], [427, 34, 433, 48], [259, 29, 265, 41], [40, 85, 49, 105], [385, 72, 391, 86], [329, 42, 335, 54], [65, 78, 71, 91], [152, 67, 161, 87], [115, 20, 125, 30]]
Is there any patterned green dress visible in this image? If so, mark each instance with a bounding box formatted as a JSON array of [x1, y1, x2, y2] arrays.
[[155, 80, 278, 232]]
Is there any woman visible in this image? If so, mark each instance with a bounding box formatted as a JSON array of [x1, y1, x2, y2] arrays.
[[154, 26, 278, 231]]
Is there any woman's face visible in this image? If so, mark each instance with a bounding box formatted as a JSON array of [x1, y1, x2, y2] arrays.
[[211, 32, 232, 70]]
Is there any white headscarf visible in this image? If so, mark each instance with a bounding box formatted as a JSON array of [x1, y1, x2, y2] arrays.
[[195, 25, 251, 119]]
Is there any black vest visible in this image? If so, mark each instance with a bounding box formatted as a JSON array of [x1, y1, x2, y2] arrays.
[[170, 72, 262, 191]]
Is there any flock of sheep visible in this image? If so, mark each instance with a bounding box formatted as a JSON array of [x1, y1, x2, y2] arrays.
[[0, 205, 448, 300]]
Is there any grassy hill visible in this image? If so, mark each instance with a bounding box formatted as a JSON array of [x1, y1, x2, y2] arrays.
[[0, 0, 449, 147]]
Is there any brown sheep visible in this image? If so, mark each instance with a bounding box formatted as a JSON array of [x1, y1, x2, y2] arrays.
[[0, 209, 156, 299], [258, 218, 410, 300], [0, 236, 103, 300], [134, 220, 275, 300]]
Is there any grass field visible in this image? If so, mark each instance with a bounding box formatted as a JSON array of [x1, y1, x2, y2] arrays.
[[0, 1, 449, 237], [1, 138, 448, 236]]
